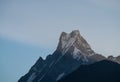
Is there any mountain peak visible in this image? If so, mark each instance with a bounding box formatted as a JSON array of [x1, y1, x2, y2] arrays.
[[57, 30, 94, 56], [57, 30, 81, 55], [18, 30, 106, 82], [60, 30, 80, 40], [70, 30, 80, 36]]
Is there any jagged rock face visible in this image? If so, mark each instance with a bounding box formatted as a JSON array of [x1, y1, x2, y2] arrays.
[[57, 30, 105, 62], [18, 30, 105, 82], [57, 30, 94, 56], [108, 55, 120, 64]]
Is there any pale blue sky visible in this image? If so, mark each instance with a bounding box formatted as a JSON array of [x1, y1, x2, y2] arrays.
[[0, 0, 120, 82]]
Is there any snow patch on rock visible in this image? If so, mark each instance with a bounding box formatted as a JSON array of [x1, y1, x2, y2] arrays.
[[61, 31, 79, 55], [56, 72, 65, 81], [27, 72, 36, 82], [72, 47, 89, 62], [73, 47, 81, 60], [49, 61, 54, 68]]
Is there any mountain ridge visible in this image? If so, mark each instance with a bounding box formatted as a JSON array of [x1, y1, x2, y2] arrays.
[[18, 30, 119, 82]]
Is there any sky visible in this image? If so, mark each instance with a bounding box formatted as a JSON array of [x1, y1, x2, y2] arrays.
[[0, 0, 120, 82]]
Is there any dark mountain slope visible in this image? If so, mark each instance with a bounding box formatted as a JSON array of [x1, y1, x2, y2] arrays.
[[58, 60, 120, 82]]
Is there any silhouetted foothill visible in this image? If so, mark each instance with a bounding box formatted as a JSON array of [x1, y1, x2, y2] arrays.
[[58, 60, 120, 82]]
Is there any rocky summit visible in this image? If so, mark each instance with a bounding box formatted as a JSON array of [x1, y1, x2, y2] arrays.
[[18, 30, 106, 82]]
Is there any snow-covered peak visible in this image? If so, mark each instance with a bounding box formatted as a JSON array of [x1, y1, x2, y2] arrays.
[[59, 30, 81, 55], [61, 30, 80, 48], [18, 30, 106, 82], [57, 30, 95, 56]]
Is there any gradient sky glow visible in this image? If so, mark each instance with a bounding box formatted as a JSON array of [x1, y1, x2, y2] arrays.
[[0, 0, 120, 82]]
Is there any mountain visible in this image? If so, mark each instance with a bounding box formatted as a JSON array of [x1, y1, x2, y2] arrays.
[[58, 60, 120, 82], [18, 30, 105, 82], [108, 55, 120, 64]]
